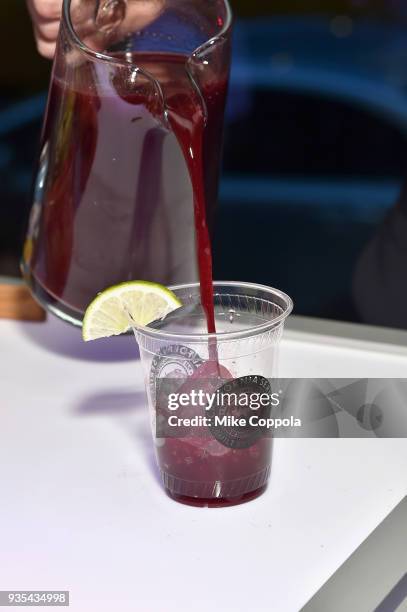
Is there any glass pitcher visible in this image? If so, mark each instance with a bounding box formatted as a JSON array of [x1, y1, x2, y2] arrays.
[[22, 0, 232, 326]]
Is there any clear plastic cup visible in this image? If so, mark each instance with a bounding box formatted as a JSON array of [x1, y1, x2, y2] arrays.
[[134, 282, 293, 507]]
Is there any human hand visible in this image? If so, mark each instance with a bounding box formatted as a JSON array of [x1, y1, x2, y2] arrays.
[[27, 0, 165, 60], [26, 0, 62, 59]]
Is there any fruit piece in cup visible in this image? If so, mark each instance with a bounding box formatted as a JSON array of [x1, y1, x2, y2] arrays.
[[82, 280, 182, 341]]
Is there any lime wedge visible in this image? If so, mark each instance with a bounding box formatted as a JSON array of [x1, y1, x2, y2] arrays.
[[82, 281, 182, 342]]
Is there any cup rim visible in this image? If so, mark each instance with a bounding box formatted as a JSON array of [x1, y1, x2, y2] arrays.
[[63, 0, 233, 68], [133, 281, 294, 343]]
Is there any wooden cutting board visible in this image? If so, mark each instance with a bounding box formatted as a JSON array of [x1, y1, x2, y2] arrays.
[[0, 283, 46, 322]]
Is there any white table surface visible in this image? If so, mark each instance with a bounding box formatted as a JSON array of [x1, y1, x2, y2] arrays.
[[1, 317, 407, 612]]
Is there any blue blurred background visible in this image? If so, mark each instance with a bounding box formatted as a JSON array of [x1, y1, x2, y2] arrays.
[[2, 0, 407, 326]]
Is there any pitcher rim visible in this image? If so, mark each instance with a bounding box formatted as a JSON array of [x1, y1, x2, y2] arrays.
[[62, 0, 233, 67], [132, 281, 294, 343]]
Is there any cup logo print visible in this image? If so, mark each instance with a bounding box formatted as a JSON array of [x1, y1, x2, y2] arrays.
[[208, 375, 273, 449], [149, 345, 204, 401]]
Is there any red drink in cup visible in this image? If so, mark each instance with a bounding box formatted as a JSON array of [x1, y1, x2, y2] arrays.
[[135, 282, 293, 506]]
